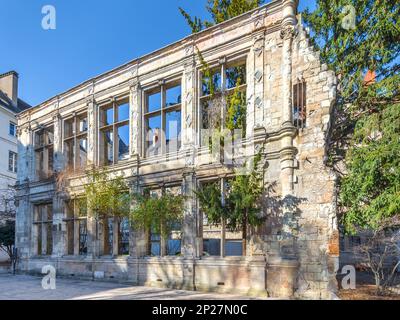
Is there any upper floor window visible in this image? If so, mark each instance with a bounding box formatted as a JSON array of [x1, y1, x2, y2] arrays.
[[200, 61, 247, 145], [9, 122, 16, 137], [293, 79, 307, 129], [99, 98, 130, 166], [34, 126, 54, 180], [8, 151, 17, 173], [64, 113, 88, 172], [144, 81, 182, 157]]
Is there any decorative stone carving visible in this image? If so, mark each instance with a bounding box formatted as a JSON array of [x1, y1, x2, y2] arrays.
[[254, 70, 263, 82], [280, 25, 297, 40], [255, 96, 263, 109], [252, 34, 265, 57]]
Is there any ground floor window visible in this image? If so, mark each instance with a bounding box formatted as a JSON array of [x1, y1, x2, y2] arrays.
[[65, 199, 87, 256], [100, 215, 130, 256], [199, 179, 243, 257], [33, 203, 53, 256]]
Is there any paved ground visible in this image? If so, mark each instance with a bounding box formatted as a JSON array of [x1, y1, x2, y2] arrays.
[[0, 274, 266, 300]]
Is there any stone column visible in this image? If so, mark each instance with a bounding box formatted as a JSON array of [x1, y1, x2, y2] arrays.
[[85, 95, 99, 258], [15, 124, 34, 265], [52, 112, 66, 257]]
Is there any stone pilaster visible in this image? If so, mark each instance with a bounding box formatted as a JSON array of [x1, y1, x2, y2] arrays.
[[129, 80, 142, 157], [182, 44, 196, 148], [181, 170, 197, 258], [128, 179, 146, 258], [86, 96, 97, 167]]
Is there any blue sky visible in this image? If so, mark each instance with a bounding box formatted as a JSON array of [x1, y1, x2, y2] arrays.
[[0, 0, 316, 106]]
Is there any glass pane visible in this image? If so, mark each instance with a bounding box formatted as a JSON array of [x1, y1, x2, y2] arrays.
[[79, 219, 87, 255], [78, 117, 88, 133], [203, 239, 221, 256], [226, 64, 246, 89], [64, 140, 75, 170], [166, 85, 182, 107], [35, 132, 44, 147], [225, 240, 243, 256], [145, 114, 162, 156], [166, 110, 181, 153], [168, 239, 181, 256], [101, 106, 114, 126], [102, 130, 113, 165], [118, 217, 130, 255], [64, 119, 75, 138], [117, 125, 130, 160], [147, 91, 161, 113], [46, 222, 53, 255], [117, 102, 129, 122], [78, 138, 87, 168]]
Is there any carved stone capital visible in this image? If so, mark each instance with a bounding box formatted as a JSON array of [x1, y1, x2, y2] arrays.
[[280, 25, 297, 40]]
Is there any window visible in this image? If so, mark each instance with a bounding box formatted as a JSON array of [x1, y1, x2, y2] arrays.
[[64, 113, 88, 172], [146, 186, 182, 256], [293, 79, 307, 129], [199, 179, 243, 257], [65, 199, 87, 255], [8, 151, 17, 173], [99, 98, 130, 165], [34, 126, 54, 180], [200, 61, 247, 145], [33, 204, 53, 256], [144, 81, 182, 157], [9, 122, 16, 137]]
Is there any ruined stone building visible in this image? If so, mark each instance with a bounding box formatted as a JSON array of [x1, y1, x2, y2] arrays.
[[15, 0, 339, 299]]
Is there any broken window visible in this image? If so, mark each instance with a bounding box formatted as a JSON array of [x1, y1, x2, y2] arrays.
[[35, 126, 54, 180], [293, 79, 307, 129], [99, 98, 130, 166], [64, 113, 88, 172], [199, 179, 243, 257], [144, 81, 182, 157], [65, 199, 87, 256], [200, 60, 247, 146], [33, 203, 53, 256], [145, 186, 182, 257]]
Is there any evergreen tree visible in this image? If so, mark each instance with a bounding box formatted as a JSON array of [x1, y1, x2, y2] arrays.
[[303, 0, 400, 232]]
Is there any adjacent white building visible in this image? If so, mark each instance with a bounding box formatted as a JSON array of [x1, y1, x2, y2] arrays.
[[0, 71, 30, 262]]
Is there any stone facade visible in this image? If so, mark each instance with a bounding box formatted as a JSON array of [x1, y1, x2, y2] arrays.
[[15, 0, 339, 299]]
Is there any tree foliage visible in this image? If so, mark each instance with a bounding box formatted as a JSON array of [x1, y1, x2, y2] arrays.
[[80, 168, 130, 219], [303, 0, 400, 232], [180, 0, 264, 33], [0, 220, 15, 259], [130, 190, 185, 240]]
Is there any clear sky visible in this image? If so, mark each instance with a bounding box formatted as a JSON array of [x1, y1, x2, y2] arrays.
[[0, 0, 316, 106]]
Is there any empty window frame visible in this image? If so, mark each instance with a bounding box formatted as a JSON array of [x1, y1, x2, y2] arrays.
[[200, 60, 247, 145], [34, 126, 54, 180], [293, 79, 307, 129], [64, 113, 88, 172], [8, 151, 17, 173], [33, 203, 53, 256], [99, 98, 130, 166], [65, 199, 88, 256], [144, 81, 182, 157]]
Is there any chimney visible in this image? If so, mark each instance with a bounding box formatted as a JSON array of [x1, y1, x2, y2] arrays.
[[0, 71, 19, 106]]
